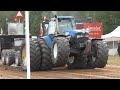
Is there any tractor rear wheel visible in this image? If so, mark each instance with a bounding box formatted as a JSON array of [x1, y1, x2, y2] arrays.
[[52, 37, 70, 67], [38, 38, 53, 70], [20, 40, 41, 71]]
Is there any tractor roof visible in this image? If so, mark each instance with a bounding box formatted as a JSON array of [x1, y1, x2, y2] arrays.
[[57, 16, 74, 19], [50, 16, 75, 21]]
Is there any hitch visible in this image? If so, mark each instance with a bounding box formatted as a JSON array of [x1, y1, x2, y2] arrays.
[[83, 40, 91, 54]]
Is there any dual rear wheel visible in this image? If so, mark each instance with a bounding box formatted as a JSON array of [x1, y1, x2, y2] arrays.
[[20, 37, 70, 71], [1, 49, 15, 66]]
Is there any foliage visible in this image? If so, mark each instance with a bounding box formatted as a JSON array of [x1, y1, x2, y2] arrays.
[[0, 11, 120, 36], [57, 11, 120, 34], [29, 11, 43, 36]]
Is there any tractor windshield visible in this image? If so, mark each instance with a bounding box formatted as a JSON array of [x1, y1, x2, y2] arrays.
[[59, 18, 76, 33], [48, 18, 76, 35]]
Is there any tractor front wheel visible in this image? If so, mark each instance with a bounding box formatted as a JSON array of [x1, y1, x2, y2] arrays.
[[87, 40, 108, 68], [52, 37, 70, 67]]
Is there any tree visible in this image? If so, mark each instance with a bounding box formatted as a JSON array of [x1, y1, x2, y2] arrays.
[[29, 11, 43, 36]]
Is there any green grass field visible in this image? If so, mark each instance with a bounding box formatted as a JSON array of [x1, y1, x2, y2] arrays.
[[107, 55, 120, 65]]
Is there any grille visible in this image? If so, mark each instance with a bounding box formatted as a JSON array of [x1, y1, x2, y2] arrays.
[[74, 37, 88, 44]]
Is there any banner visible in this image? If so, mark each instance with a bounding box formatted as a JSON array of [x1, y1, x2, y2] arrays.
[[84, 23, 103, 38]]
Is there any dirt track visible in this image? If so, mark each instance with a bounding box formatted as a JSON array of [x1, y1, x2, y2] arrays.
[[0, 60, 120, 79]]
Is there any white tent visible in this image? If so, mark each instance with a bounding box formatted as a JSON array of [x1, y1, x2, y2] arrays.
[[101, 26, 120, 55]]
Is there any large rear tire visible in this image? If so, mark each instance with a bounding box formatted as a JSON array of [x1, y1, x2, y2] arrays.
[[1, 50, 8, 65], [20, 40, 41, 71], [87, 40, 108, 68], [6, 49, 15, 66], [15, 51, 21, 66], [52, 37, 70, 67], [38, 38, 53, 71], [0, 38, 4, 59]]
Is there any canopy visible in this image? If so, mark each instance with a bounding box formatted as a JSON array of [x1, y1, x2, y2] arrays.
[[102, 26, 120, 41], [101, 26, 120, 55]]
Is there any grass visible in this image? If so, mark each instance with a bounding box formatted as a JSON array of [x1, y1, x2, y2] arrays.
[[107, 55, 120, 65]]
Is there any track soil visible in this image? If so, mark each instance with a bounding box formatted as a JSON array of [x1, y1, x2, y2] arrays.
[[0, 56, 120, 79]]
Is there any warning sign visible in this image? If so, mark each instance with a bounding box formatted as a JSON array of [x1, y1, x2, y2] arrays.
[[14, 11, 25, 22]]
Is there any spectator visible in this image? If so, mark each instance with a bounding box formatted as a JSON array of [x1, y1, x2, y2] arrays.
[[117, 41, 120, 56]]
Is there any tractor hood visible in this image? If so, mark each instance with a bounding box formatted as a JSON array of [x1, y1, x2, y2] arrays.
[[64, 29, 90, 37]]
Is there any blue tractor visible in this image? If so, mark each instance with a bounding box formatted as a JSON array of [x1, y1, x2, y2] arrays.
[[20, 15, 108, 71]]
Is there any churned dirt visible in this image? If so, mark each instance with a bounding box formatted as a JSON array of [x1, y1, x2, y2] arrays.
[[0, 56, 120, 79]]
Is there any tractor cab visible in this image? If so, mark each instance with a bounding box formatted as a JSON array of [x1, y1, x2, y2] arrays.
[[40, 16, 76, 36], [56, 16, 76, 33]]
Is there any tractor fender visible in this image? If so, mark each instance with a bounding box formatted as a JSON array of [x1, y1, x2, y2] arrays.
[[40, 35, 67, 49], [40, 35, 53, 48]]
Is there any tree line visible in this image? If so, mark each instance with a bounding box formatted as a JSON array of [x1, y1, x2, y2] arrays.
[[0, 11, 120, 36]]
